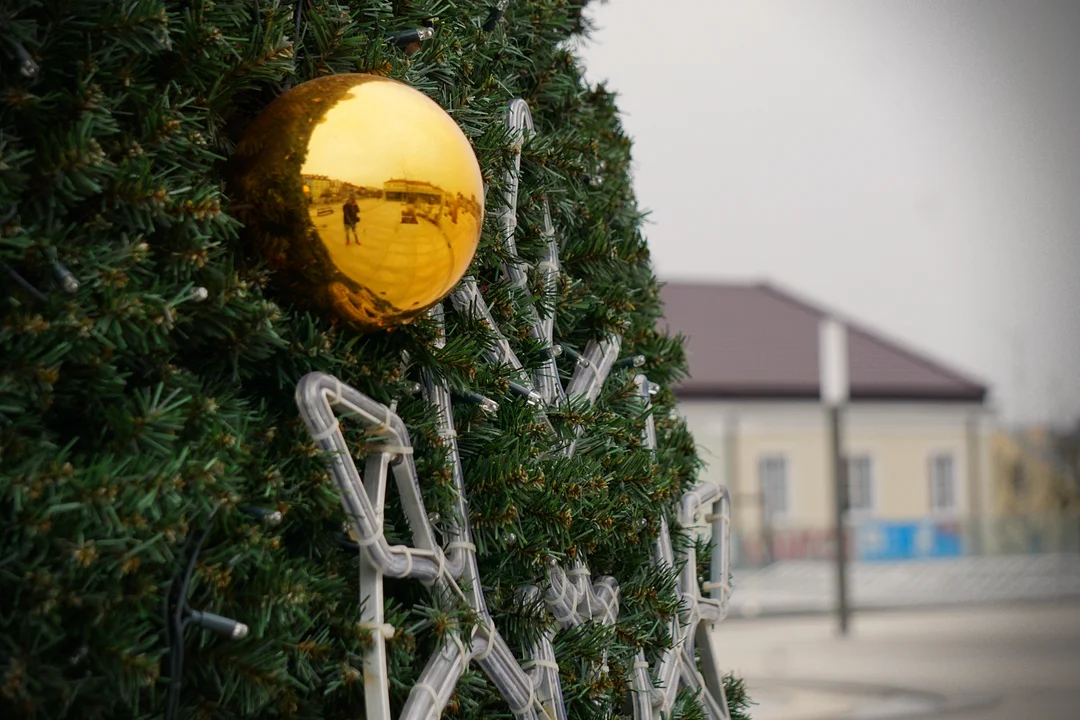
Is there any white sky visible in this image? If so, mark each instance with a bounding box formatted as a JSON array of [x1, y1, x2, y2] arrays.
[[579, 0, 1080, 426], [303, 82, 483, 195]]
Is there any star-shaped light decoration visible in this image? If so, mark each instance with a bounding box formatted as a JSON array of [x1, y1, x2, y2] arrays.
[[295, 99, 733, 720]]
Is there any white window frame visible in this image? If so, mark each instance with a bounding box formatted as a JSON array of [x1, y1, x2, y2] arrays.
[[928, 451, 959, 515], [845, 452, 876, 518], [758, 452, 791, 523]]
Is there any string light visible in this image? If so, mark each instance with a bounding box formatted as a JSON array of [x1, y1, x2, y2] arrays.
[[454, 390, 501, 415], [482, 0, 511, 32], [558, 343, 591, 368], [239, 505, 283, 526], [52, 263, 79, 294], [187, 610, 249, 639], [387, 27, 435, 54], [615, 355, 646, 369], [13, 42, 39, 78], [163, 505, 248, 720]]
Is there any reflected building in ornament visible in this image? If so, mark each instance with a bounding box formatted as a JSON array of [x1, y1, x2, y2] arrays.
[[231, 73, 485, 329], [383, 178, 443, 204], [380, 179, 481, 226]]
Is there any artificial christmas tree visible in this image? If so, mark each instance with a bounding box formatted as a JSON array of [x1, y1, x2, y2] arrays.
[[0, 2, 751, 719]]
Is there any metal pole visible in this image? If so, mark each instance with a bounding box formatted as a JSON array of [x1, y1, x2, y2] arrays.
[[820, 316, 850, 637], [829, 404, 850, 635]]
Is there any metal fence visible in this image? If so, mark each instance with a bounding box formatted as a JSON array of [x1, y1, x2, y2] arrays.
[[721, 513, 1080, 616]]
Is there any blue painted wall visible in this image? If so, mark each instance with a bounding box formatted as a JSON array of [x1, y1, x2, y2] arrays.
[[855, 520, 964, 561]]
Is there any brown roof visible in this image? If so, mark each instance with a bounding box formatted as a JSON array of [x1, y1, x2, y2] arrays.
[[660, 282, 987, 402]]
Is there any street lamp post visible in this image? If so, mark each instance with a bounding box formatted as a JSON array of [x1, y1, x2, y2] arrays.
[[820, 317, 851, 636]]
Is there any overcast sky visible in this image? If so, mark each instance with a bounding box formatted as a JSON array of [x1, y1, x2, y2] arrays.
[[579, 0, 1080, 426]]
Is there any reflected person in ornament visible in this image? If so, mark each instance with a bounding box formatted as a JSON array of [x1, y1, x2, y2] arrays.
[[343, 193, 360, 245]]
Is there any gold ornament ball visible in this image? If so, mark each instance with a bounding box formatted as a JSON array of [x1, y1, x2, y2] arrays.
[[230, 74, 485, 329]]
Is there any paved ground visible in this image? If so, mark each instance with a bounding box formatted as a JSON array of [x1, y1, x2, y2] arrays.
[[729, 554, 1080, 617], [308, 196, 480, 309], [715, 600, 1080, 719]]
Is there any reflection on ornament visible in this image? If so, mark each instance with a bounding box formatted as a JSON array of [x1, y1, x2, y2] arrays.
[[230, 74, 485, 329]]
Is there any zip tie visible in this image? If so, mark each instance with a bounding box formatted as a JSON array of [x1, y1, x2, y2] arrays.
[[310, 421, 341, 442], [447, 541, 476, 553], [395, 548, 414, 577], [701, 581, 732, 592], [551, 574, 571, 607], [634, 659, 651, 669], [553, 605, 576, 625], [357, 620, 395, 640], [507, 681, 536, 716], [331, 377, 344, 405], [600, 592, 618, 624], [522, 658, 560, 671], [357, 526, 384, 547], [704, 513, 726, 522], [423, 549, 447, 587], [412, 682, 442, 712], [438, 427, 458, 440], [375, 405, 394, 434], [473, 622, 497, 662], [448, 631, 470, 669], [374, 444, 414, 456], [566, 567, 590, 577]]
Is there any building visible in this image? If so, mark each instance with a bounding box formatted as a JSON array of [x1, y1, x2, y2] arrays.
[[383, 179, 444, 205], [661, 282, 994, 566], [993, 426, 1077, 514], [989, 426, 1079, 554], [301, 174, 344, 203]]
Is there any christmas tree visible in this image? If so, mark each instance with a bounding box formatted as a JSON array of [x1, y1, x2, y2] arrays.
[[0, 1, 749, 719]]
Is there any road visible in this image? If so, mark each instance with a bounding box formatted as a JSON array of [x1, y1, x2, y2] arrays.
[[715, 600, 1080, 719]]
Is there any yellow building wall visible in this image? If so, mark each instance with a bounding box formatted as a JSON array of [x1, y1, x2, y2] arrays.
[[680, 401, 991, 533], [844, 427, 968, 521], [990, 428, 1077, 514], [737, 429, 830, 531]]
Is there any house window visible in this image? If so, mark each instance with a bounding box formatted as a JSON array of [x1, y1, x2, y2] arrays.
[[759, 454, 789, 520], [929, 453, 957, 513], [1010, 461, 1026, 497], [846, 454, 874, 514]]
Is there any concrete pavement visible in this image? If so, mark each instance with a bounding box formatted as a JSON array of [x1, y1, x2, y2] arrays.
[[714, 600, 1080, 719]]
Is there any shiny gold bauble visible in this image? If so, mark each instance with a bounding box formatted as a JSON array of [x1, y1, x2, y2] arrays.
[[230, 74, 485, 329]]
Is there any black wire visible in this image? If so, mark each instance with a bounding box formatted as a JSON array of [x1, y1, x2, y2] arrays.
[[1, 262, 48, 303], [338, 534, 361, 553], [164, 503, 221, 720], [161, 530, 197, 702]]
